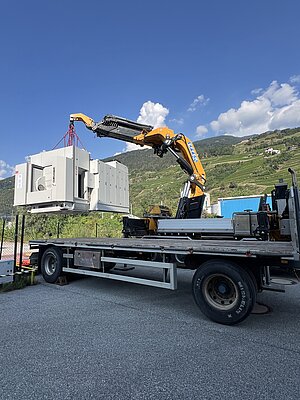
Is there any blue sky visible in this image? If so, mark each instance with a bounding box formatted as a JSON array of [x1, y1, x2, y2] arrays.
[[1, 0, 300, 178]]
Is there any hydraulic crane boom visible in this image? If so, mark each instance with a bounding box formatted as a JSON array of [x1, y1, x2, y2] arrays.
[[70, 113, 207, 219]]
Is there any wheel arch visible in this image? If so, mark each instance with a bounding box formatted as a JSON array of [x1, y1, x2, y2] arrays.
[[185, 254, 263, 290]]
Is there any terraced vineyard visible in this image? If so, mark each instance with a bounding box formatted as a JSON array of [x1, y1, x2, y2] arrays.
[[0, 127, 299, 235], [204, 129, 300, 202], [112, 127, 300, 215]]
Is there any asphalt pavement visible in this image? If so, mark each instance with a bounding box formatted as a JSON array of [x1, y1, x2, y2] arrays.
[[1, 268, 300, 400]]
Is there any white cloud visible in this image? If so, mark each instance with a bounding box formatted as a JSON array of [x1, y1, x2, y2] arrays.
[[269, 100, 300, 130], [124, 101, 169, 152], [251, 88, 263, 95], [198, 80, 300, 137], [0, 160, 14, 180], [169, 117, 184, 125], [123, 142, 149, 153], [263, 80, 297, 106], [188, 95, 209, 112], [290, 75, 300, 84], [196, 125, 208, 137], [137, 100, 169, 128]]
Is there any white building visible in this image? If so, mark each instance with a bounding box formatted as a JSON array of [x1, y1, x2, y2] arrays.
[[265, 147, 281, 155]]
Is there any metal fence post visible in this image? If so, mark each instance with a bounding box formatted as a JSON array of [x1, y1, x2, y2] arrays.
[[13, 214, 19, 278], [19, 214, 26, 269], [0, 218, 5, 260]]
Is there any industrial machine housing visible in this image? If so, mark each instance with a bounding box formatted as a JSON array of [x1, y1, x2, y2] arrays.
[[14, 146, 129, 214]]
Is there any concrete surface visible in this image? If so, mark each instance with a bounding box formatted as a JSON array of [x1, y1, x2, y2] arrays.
[[1, 268, 300, 400]]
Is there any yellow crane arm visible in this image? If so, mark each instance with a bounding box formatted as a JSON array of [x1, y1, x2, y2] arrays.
[[70, 112, 206, 218], [70, 113, 95, 128], [133, 127, 206, 197]]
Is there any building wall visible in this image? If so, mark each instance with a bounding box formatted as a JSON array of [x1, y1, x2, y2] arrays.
[[218, 195, 271, 218]]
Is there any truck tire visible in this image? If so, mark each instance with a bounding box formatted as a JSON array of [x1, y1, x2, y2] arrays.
[[192, 259, 256, 325], [41, 247, 64, 283]]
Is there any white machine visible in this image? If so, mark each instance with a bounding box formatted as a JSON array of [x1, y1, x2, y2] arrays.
[[14, 146, 129, 214], [0, 260, 14, 284]]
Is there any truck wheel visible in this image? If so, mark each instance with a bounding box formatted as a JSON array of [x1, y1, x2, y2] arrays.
[[41, 247, 64, 283], [192, 260, 256, 325]]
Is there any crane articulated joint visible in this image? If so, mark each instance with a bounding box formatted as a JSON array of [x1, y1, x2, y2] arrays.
[[189, 174, 205, 191], [70, 113, 95, 130], [154, 135, 180, 158]]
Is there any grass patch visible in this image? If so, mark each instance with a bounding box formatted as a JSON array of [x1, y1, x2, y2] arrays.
[[0, 273, 37, 293]]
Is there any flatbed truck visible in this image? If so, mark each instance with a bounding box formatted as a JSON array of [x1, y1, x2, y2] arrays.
[[26, 114, 300, 325], [30, 170, 300, 325]]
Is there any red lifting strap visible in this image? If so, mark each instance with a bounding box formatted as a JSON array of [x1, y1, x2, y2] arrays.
[[52, 122, 86, 150], [65, 122, 78, 147]]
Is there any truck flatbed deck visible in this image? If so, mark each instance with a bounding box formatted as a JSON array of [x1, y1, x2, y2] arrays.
[[30, 237, 296, 258]]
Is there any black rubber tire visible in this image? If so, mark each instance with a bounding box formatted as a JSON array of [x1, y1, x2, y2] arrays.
[[192, 259, 257, 325], [41, 247, 64, 283]]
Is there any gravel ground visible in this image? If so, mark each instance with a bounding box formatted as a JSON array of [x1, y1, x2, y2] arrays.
[[1, 268, 300, 400]]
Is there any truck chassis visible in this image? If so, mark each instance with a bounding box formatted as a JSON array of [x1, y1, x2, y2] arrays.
[[30, 169, 300, 326], [30, 234, 299, 325]]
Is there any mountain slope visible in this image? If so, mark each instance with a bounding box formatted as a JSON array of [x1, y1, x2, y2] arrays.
[[0, 176, 14, 217], [104, 134, 246, 172], [1, 128, 300, 217], [107, 128, 300, 215]]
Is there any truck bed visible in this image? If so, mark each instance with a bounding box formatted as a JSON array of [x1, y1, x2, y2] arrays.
[[29, 237, 296, 258], [31, 235, 300, 324]]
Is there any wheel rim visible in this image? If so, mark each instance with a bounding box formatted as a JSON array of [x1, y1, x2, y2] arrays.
[[202, 273, 239, 311], [44, 254, 57, 276]]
